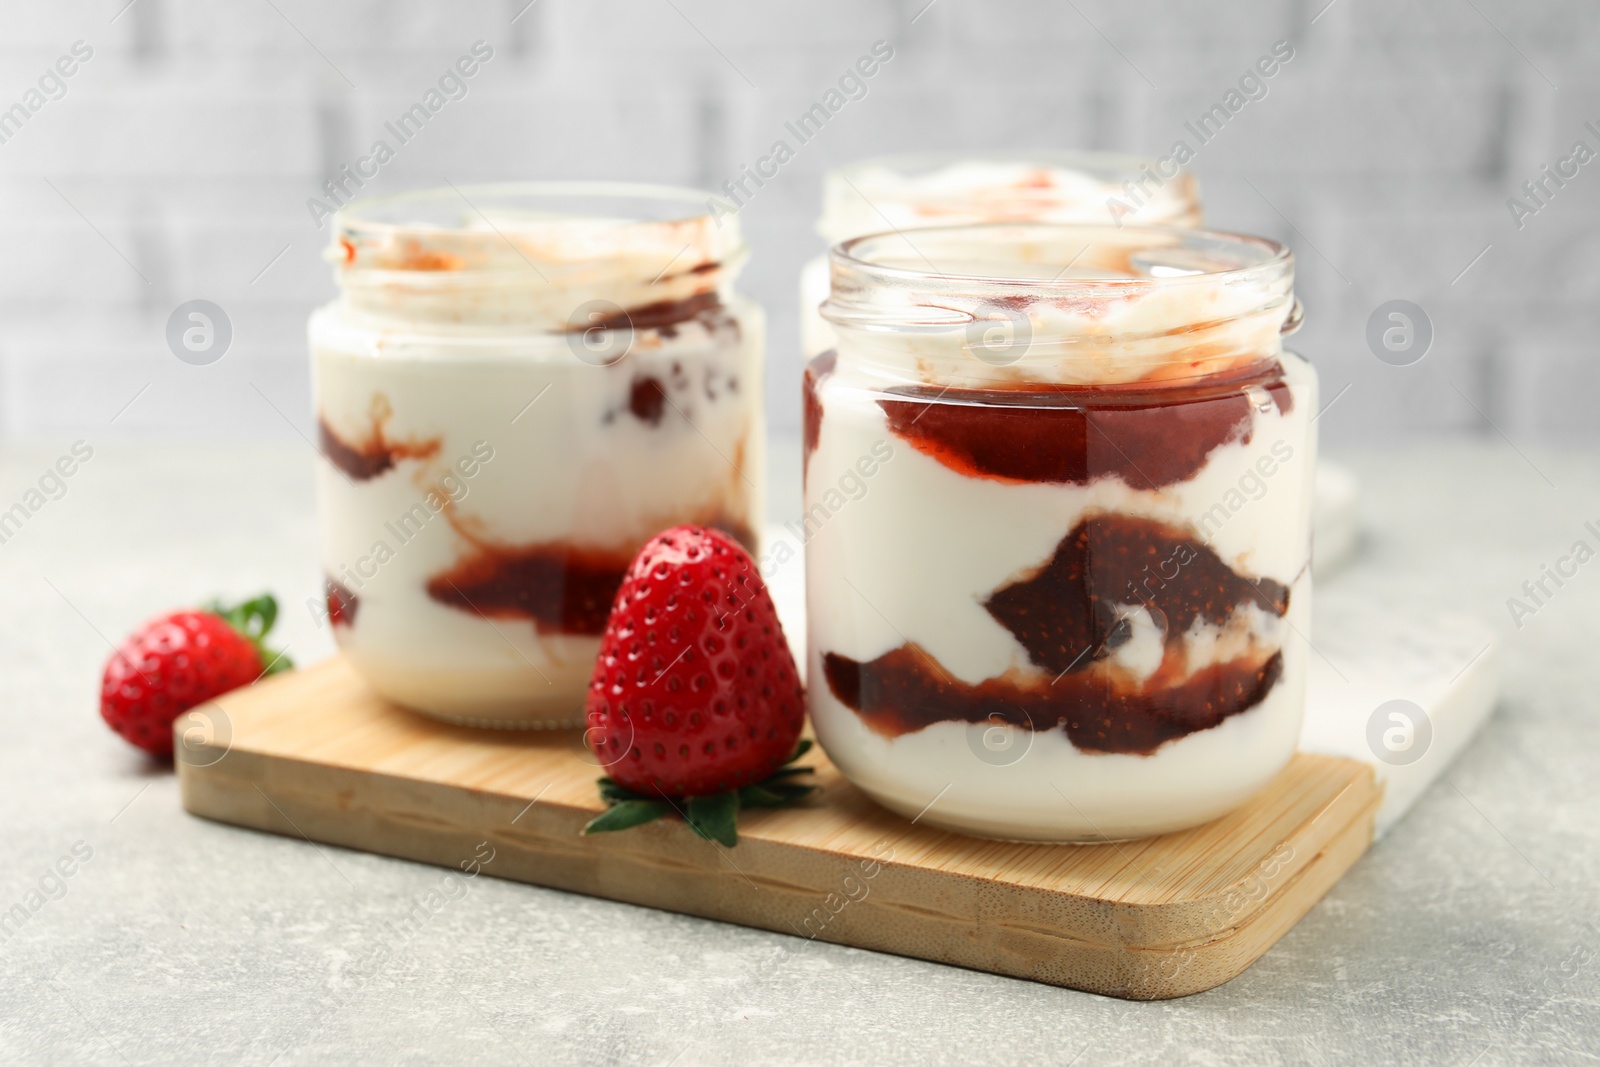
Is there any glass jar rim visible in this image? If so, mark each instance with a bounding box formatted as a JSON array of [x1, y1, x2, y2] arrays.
[[328, 181, 747, 332], [821, 223, 1297, 385], [332, 180, 744, 277], [827, 222, 1289, 306]]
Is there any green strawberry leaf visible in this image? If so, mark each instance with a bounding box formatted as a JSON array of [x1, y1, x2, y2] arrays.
[[685, 791, 740, 847], [583, 799, 671, 835], [208, 593, 294, 677], [586, 741, 818, 846], [256, 646, 294, 676], [240, 594, 278, 638], [737, 785, 789, 808]]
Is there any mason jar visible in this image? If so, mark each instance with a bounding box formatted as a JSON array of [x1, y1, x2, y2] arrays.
[[311, 183, 765, 727], [804, 224, 1313, 841], [799, 152, 1202, 360]]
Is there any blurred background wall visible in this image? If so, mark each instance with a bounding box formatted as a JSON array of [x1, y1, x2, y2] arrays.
[[0, 0, 1594, 447]]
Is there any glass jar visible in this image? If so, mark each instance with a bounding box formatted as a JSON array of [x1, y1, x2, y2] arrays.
[[800, 152, 1202, 359], [804, 224, 1313, 841], [311, 183, 765, 728]]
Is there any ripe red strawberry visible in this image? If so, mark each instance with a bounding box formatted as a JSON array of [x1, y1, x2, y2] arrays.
[[584, 525, 810, 845], [100, 594, 292, 757]]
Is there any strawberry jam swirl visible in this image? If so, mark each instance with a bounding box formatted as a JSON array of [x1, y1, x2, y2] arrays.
[[822, 513, 1290, 755], [424, 518, 757, 636], [319, 414, 441, 482]]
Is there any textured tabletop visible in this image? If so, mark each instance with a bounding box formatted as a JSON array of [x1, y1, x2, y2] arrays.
[[1, 438, 1596, 1066]]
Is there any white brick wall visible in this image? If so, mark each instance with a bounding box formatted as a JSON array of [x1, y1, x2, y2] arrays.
[[0, 0, 1595, 444]]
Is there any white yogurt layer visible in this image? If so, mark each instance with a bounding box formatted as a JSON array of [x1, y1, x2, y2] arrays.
[[312, 299, 765, 726], [803, 352, 1316, 841]]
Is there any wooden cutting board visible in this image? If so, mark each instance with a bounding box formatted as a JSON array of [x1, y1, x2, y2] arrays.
[[175, 657, 1380, 1000]]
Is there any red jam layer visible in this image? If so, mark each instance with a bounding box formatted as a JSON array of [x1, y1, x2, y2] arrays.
[[580, 290, 729, 337], [822, 645, 1284, 756], [426, 543, 638, 636], [802, 350, 837, 476], [869, 361, 1291, 489], [617, 361, 741, 428], [325, 576, 359, 628], [820, 514, 1293, 755], [985, 514, 1289, 676], [426, 518, 758, 636], [629, 376, 669, 425], [319, 415, 442, 482]]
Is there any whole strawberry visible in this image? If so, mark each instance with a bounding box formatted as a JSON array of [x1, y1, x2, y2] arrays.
[[584, 525, 810, 845], [100, 594, 292, 757]]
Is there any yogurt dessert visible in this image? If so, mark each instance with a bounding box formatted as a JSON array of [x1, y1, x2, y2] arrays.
[[800, 153, 1202, 359], [312, 183, 765, 727], [804, 224, 1314, 841]]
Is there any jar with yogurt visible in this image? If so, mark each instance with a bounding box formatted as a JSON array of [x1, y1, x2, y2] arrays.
[[804, 224, 1313, 841], [799, 152, 1202, 360], [311, 183, 765, 727]]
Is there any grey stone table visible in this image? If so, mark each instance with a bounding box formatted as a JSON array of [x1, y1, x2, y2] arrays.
[[2, 439, 1597, 1066]]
